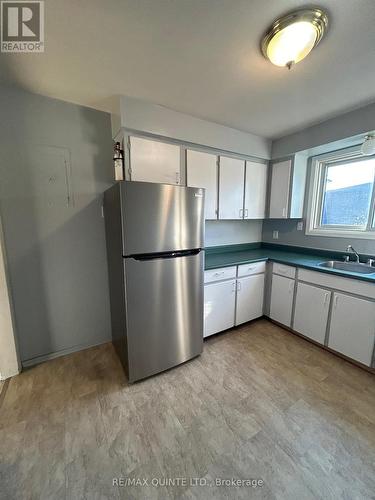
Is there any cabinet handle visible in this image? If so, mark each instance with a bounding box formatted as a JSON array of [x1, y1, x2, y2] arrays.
[[175, 172, 180, 184], [245, 209, 249, 218], [289, 281, 294, 294], [232, 282, 236, 293], [334, 295, 338, 308], [213, 271, 225, 277], [282, 207, 287, 217], [324, 293, 329, 306], [239, 208, 243, 218], [237, 281, 242, 292], [247, 267, 254, 271]]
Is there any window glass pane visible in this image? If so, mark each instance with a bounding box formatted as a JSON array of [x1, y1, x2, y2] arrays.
[[321, 158, 375, 227]]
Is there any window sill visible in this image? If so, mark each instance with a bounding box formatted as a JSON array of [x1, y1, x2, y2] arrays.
[[306, 228, 375, 240]]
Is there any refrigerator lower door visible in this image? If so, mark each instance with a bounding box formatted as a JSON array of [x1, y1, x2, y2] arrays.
[[124, 251, 204, 382]]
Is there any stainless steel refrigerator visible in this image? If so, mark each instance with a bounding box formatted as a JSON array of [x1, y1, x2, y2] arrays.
[[104, 181, 204, 382]]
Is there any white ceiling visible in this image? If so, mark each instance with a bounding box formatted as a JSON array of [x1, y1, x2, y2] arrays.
[[1, 0, 375, 139]]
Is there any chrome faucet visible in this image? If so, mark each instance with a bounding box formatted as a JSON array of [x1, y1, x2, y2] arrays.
[[346, 245, 360, 263]]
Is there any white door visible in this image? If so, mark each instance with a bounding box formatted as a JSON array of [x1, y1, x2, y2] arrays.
[[328, 293, 375, 366], [269, 159, 291, 218], [218, 156, 245, 219], [235, 274, 265, 326], [186, 149, 217, 220], [204, 280, 236, 338], [129, 136, 181, 185], [244, 161, 267, 219], [269, 274, 295, 327], [293, 283, 331, 344]]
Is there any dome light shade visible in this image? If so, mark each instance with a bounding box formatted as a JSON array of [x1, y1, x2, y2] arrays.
[[262, 8, 328, 69], [361, 135, 375, 156]]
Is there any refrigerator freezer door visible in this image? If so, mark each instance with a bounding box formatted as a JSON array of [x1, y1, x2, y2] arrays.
[[120, 181, 204, 255], [124, 251, 204, 382]]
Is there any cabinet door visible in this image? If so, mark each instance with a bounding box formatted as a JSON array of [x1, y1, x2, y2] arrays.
[[328, 293, 375, 366], [129, 136, 181, 185], [235, 274, 265, 326], [244, 161, 267, 219], [204, 280, 236, 338], [186, 150, 217, 220], [293, 283, 331, 344], [218, 157, 245, 219], [269, 274, 295, 327], [269, 159, 291, 218]]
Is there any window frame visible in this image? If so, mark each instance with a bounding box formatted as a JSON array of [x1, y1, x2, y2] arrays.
[[306, 146, 375, 239]]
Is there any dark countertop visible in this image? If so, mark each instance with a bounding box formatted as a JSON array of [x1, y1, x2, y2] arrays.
[[204, 244, 375, 284]]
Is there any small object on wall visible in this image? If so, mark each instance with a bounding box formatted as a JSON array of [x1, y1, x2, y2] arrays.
[[113, 142, 124, 181], [361, 135, 375, 156], [273, 230, 279, 239], [297, 221, 304, 231]]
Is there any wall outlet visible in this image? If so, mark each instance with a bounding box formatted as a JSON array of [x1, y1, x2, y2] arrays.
[[297, 221, 304, 231], [272, 230, 279, 240]]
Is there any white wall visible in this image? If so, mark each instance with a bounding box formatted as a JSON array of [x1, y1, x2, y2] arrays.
[[0, 218, 19, 380], [119, 96, 271, 159], [205, 220, 263, 247]]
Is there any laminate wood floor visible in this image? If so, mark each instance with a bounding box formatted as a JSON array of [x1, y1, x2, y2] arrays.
[[1, 319, 375, 500]]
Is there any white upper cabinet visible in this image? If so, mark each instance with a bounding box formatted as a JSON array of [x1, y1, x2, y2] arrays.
[[269, 155, 307, 219], [186, 149, 217, 220], [328, 293, 375, 366], [244, 161, 267, 219], [218, 156, 245, 219], [129, 136, 181, 185], [293, 282, 331, 344], [269, 159, 291, 218]]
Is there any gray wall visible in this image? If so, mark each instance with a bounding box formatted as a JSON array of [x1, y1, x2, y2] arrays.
[[262, 219, 375, 255], [267, 101, 375, 255], [0, 85, 114, 363], [205, 220, 262, 247], [272, 102, 375, 159]]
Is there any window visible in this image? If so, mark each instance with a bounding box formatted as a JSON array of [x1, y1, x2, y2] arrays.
[[307, 147, 375, 238]]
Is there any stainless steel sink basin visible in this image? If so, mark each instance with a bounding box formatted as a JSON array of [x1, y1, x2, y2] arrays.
[[319, 261, 375, 274]]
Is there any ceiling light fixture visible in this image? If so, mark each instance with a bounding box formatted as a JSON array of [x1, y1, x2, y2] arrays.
[[261, 8, 329, 69], [361, 135, 375, 156]]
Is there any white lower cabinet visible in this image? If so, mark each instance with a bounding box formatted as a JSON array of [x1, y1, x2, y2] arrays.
[[270, 274, 295, 327], [204, 280, 236, 338], [204, 262, 375, 368], [235, 274, 264, 326], [293, 282, 331, 344], [328, 293, 375, 366]]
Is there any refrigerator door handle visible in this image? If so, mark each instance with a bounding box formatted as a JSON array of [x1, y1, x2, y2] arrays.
[[128, 248, 202, 261]]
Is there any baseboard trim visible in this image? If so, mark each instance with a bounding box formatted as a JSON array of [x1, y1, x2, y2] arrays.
[[0, 368, 20, 380], [0, 378, 10, 409], [22, 338, 111, 368]]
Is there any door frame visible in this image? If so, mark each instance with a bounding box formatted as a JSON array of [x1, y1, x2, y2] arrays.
[[0, 216, 21, 380]]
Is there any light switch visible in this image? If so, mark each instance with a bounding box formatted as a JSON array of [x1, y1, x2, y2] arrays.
[[297, 221, 304, 231], [272, 230, 279, 239]]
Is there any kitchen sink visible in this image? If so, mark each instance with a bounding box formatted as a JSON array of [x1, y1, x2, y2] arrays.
[[318, 261, 375, 274]]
